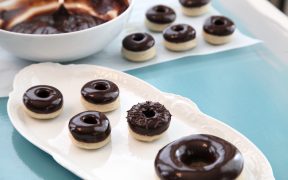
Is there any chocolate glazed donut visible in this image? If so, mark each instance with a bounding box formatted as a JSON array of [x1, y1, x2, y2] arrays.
[[163, 24, 196, 43], [122, 33, 155, 52], [81, 79, 119, 105], [69, 111, 111, 143], [127, 101, 172, 136], [23, 85, 63, 114], [179, 0, 211, 7], [146, 5, 176, 24], [203, 16, 235, 36], [155, 134, 244, 180]]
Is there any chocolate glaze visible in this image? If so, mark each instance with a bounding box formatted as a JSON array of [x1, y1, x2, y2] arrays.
[[203, 16, 235, 36], [155, 134, 244, 180], [179, 0, 211, 7], [69, 111, 111, 143], [122, 33, 155, 52], [9, 5, 107, 34], [23, 85, 63, 114], [81, 79, 119, 105], [146, 5, 176, 24], [0, 0, 129, 34], [163, 24, 196, 43], [127, 101, 172, 136]]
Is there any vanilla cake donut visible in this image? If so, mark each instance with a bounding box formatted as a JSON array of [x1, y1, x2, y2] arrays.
[[155, 134, 245, 179], [23, 85, 63, 120], [127, 101, 172, 142], [81, 79, 120, 112], [69, 111, 111, 150], [163, 24, 197, 51], [179, 0, 211, 16], [122, 32, 156, 62], [203, 16, 236, 45], [145, 5, 176, 32]]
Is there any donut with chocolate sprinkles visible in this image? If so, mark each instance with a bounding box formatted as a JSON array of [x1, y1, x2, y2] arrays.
[[127, 101, 171, 142]]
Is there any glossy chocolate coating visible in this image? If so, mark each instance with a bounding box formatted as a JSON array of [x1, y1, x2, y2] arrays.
[[1, 0, 129, 34], [69, 111, 111, 143], [122, 33, 155, 52], [81, 79, 119, 105], [127, 101, 172, 136], [9, 5, 107, 34], [155, 134, 244, 180], [163, 24, 196, 43], [203, 16, 236, 36], [23, 85, 63, 114], [179, 0, 210, 7], [146, 5, 176, 24]]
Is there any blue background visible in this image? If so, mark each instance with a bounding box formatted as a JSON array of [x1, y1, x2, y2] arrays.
[[1, 0, 288, 179]]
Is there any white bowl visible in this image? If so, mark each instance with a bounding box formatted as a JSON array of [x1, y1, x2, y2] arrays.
[[0, 0, 133, 62]]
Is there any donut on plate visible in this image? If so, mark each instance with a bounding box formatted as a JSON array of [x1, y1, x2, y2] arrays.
[[127, 101, 172, 142], [69, 111, 111, 150], [23, 85, 63, 120], [122, 32, 156, 62], [179, 0, 211, 16], [203, 16, 236, 45], [155, 134, 245, 180], [163, 24, 197, 51], [81, 79, 120, 112], [145, 5, 176, 32]]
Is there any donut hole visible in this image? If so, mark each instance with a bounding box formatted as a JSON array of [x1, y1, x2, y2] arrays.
[[35, 89, 50, 98], [155, 6, 167, 13], [172, 25, 184, 32], [179, 143, 217, 168], [132, 33, 145, 42], [142, 109, 156, 118], [94, 83, 108, 91], [82, 115, 99, 124], [214, 19, 225, 26]]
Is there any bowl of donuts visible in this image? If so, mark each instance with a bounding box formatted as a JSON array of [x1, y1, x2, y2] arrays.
[[0, 0, 133, 61]]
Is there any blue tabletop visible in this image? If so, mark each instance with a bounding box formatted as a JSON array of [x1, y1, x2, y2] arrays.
[[1, 1, 288, 180]]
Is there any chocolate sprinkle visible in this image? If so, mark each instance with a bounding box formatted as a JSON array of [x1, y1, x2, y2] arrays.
[[127, 101, 171, 136]]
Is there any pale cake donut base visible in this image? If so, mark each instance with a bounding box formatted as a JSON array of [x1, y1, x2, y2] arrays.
[[23, 106, 62, 120], [181, 3, 211, 16], [203, 31, 234, 45], [81, 96, 120, 112], [236, 170, 245, 180], [128, 127, 164, 142], [70, 134, 111, 150], [164, 39, 197, 52], [122, 46, 156, 62], [145, 19, 172, 32]]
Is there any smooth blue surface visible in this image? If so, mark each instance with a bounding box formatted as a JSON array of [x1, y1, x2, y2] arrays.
[[1, 1, 288, 180]]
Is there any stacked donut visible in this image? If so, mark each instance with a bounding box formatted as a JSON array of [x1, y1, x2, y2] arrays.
[[121, 0, 236, 62]]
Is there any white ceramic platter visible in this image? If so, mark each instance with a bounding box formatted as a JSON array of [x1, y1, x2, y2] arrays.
[[7, 63, 274, 180]]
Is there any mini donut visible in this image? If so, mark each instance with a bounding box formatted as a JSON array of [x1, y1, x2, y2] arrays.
[[81, 79, 120, 112], [155, 134, 245, 180], [23, 85, 63, 120], [203, 16, 236, 45], [145, 5, 176, 32], [163, 24, 197, 51], [69, 111, 111, 150], [122, 33, 156, 62], [179, 0, 211, 16], [127, 101, 171, 142]]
